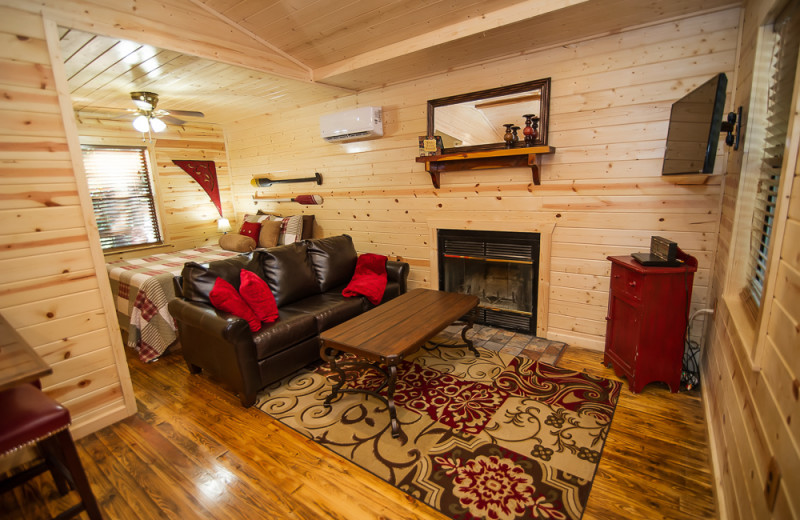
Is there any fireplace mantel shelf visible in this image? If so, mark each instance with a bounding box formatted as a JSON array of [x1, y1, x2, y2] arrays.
[[415, 146, 555, 188]]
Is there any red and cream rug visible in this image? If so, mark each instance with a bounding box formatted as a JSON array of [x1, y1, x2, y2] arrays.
[[256, 332, 620, 520]]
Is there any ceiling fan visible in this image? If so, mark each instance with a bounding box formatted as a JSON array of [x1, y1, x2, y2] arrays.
[[127, 91, 205, 133]]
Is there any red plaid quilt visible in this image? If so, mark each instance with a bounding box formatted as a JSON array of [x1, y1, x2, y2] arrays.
[[106, 246, 238, 362]]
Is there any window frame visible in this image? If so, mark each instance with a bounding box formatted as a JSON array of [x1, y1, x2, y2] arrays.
[[722, 18, 800, 369], [79, 137, 167, 254]]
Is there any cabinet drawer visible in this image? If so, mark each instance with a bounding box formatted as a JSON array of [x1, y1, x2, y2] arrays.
[[611, 266, 643, 301]]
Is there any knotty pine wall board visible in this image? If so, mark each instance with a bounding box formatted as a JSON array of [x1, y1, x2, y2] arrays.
[[226, 8, 738, 352], [703, 0, 800, 516], [0, 5, 135, 436]]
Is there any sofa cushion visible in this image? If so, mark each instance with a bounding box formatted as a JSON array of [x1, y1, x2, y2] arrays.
[[283, 292, 365, 333], [181, 253, 261, 304], [252, 309, 317, 360], [306, 234, 358, 292], [260, 242, 319, 307]]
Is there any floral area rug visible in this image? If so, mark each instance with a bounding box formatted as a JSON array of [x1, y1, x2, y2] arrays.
[[256, 334, 621, 520]]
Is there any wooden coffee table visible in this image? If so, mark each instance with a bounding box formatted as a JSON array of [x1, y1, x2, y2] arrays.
[[320, 288, 480, 438]]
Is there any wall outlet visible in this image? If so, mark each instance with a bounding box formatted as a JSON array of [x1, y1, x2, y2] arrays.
[[764, 457, 781, 511]]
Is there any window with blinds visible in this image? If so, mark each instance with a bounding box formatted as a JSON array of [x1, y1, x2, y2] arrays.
[[81, 145, 162, 250], [745, 5, 799, 310]]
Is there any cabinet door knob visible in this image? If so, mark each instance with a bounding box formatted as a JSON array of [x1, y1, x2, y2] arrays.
[[628, 281, 637, 287]]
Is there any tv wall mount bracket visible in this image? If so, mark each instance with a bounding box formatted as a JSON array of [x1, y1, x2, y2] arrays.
[[721, 106, 742, 151]]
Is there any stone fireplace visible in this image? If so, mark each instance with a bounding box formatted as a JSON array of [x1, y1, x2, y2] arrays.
[[428, 220, 554, 338]]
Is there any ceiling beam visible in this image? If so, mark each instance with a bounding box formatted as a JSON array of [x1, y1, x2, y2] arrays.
[[312, 0, 588, 82]]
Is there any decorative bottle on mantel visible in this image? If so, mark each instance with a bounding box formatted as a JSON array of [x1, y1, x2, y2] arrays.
[[511, 126, 520, 146], [503, 124, 515, 148]]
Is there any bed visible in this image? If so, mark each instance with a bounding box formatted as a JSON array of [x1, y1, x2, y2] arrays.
[[106, 246, 239, 362]]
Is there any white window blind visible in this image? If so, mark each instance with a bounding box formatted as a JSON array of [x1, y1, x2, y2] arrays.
[[81, 146, 162, 250], [745, 5, 799, 308]]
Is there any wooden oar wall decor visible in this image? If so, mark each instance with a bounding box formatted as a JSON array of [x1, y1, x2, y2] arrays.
[[252, 194, 324, 204], [251, 172, 322, 187]]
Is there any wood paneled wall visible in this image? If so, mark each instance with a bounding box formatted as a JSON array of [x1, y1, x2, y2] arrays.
[[704, 0, 800, 517], [76, 118, 234, 260], [0, 5, 135, 437], [227, 8, 739, 351]]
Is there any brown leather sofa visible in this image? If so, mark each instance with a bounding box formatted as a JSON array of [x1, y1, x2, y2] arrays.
[[168, 234, 409, 406]]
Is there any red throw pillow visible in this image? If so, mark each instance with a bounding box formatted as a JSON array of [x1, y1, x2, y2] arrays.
[[239, 221, 261, 241], [239, 269, 279, 324], [342, 253, 388, 305], [208, 277, 261, 332]]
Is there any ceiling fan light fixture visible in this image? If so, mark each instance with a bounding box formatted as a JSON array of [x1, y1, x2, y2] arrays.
[[149, 117, 166, 132], [130, 91, 158, 111], [132, 114, 150, 132]]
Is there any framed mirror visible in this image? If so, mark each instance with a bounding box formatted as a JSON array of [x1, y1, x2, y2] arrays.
[[427, 78, 550, 154]]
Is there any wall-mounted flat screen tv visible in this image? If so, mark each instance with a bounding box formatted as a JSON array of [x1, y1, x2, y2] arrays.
[[662, 73, 728, 175]]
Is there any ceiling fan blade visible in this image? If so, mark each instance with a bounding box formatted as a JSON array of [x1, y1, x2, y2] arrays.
[[163, 109, 205, 118], [75, 107, 138, 120], [111, 112, 139, 121], [160, 115, 186, 125]]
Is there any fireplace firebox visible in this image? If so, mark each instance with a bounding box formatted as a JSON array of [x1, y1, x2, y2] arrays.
[[438, 229, 540, 333]]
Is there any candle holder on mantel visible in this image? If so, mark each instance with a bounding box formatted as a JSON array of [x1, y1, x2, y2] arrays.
[[511, 126, 521, 146], [503, 124, 515, 148], [523, 114, 540, 146], [523, 114, 536, 147]]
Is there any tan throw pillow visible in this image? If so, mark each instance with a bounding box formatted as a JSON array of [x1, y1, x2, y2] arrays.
[[242, 213, 270, 223], [258, 219, 282, 248], [219, 233, 256, 252]]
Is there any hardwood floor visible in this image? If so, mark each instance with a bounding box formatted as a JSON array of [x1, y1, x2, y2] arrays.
[[1, 343, 717, 519]]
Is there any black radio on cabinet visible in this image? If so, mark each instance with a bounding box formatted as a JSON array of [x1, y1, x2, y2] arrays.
[[632, 236, 681, 267]]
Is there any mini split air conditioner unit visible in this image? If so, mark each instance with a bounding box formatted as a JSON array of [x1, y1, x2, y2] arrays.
[[320, 106, 383, 143]]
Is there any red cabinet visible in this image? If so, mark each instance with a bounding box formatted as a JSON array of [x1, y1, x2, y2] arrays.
[[604, 254, 697, 393]]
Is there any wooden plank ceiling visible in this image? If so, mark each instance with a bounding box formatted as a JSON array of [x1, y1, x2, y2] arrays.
[[61, 0, 740, 125]]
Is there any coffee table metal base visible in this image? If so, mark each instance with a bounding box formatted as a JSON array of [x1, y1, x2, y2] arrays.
[[321, 346, 401, 437], [422, 319, 478, 357], [321, 317, 476, 439]]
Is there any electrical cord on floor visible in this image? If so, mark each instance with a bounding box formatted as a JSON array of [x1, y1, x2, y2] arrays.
[[681, 335, 701, 390], [681, 308, 714, 391]]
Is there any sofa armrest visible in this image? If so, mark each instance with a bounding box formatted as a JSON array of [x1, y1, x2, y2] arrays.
[[167, 298, 261, 406], [173, 275, 184, 298], [386, 260, 409, 294], [168, 298, 250, 343]]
